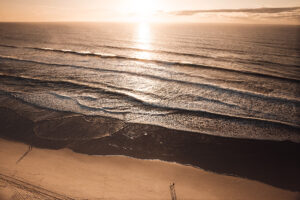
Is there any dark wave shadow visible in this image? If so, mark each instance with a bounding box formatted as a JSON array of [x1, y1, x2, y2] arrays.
[[0, 106, 299, 192]]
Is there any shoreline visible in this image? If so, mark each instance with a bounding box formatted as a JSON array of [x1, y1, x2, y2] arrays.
[[0, 94, 300, 192], [0, 138, 299, 200]]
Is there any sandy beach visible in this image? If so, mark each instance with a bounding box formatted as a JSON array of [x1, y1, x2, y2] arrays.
[[0, 138, 299, 200]]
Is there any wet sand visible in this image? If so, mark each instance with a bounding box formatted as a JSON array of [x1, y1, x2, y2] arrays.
[[0, 138, 299, 200]]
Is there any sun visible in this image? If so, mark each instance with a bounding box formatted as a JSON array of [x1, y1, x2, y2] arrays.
[[129, 0, 156, 22]]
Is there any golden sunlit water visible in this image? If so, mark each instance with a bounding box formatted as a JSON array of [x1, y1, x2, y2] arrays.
[[134, 23, 152, 60]]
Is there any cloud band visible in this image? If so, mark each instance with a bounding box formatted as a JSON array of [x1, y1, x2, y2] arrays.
[[171, 7, 300, 16]]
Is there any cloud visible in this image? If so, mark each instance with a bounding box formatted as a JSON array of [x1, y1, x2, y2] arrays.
[[171, 7, 300, 16]]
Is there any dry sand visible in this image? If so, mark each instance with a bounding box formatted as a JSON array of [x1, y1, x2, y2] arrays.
[[0, 138, 298, 200]]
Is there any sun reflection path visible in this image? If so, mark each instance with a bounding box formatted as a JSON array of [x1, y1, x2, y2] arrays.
[[127, 22, 162, 107], [135, 22, 152, 60]]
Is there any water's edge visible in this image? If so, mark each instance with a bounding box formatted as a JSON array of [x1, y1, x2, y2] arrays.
[[0, 94, 299, 192]]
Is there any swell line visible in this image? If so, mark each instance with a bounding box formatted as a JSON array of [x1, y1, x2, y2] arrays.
[[0, 44, 19, 49], [0, 72, 265, 117], [98, 44, 211, 59], [101, 44, 300, 66], [1, 43, 299, 82], [33, 47, 300, 82], [0, 73, 299, 129], [1, 55, 299, 104]]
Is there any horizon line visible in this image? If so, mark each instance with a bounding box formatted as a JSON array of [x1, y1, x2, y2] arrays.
[[0, 21, 299, 25]]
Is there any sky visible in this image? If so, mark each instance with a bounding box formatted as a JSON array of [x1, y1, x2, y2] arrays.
[[0, 0, 299, 24]]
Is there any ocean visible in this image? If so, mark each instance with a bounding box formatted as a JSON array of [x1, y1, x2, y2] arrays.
[[0, 23, 299, 142]]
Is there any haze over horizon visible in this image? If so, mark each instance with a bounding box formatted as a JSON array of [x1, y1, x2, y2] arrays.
[[0, 0, 300, 24]]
